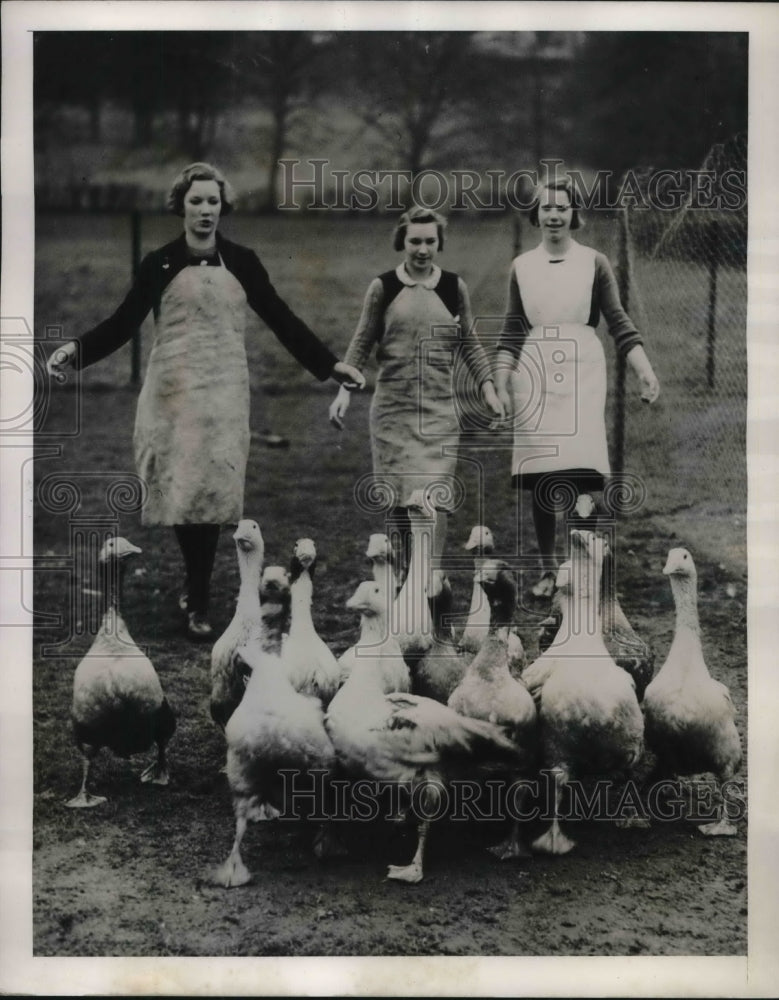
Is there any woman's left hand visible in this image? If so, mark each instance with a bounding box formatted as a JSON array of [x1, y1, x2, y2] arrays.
[[481, 380, 506, 426], [638, 370, 660, 404], [331, 362, 366, 390], [626, 345, 660, 404]]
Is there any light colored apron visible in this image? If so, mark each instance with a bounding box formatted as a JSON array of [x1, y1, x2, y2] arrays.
[[371, 276, 461, 510], [509, 242, 610, 479], [133, 257, 250, 525]]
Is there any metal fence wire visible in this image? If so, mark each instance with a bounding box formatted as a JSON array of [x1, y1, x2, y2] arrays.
[[605, 134, 747, 525]]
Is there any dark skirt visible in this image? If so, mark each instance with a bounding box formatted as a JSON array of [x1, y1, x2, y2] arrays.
[[513, 468, 606, 509]]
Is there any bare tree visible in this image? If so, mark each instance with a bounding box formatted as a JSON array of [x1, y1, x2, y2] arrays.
[[337, 32, 477, 176]]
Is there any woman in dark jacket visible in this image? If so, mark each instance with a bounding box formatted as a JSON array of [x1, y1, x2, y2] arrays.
[[47, 162, 363, 638]]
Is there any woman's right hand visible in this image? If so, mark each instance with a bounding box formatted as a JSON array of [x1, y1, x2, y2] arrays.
[[329, 384, 351, 430], [46, 341, 78, 382]]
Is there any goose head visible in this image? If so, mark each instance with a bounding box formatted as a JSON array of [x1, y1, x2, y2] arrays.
[[477, 559, 518, 622], [663, 547, 696, 580], [98, 536, 142, 564], [346, 580, 385, 618], [365, 533, 392, 562], [574, 493, 596, 519], [260, 565, 290, 603], [233, 519, 264, 555], [290, 538, 317, 581], [403, 488, 437, 522], [464, 525, 495, 555]]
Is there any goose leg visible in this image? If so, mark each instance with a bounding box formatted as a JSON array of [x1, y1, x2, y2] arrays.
[[387, 819, 430, 883], [489, 782, 532, 860], [212, 797, 252, 888], [140, 741, 170, 785], [65, 752, 106, 808], [532, 767, 576, 855], [312, 821, 349, 860], [489, 819, 532, 860], [699, 780, 739, 837]]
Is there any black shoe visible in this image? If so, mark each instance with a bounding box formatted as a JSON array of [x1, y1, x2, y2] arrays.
[[187, 611, 213, 641]]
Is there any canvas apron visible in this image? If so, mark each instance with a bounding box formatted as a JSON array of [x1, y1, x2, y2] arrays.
[[371, 282, 461, 510], [133, 258, 250, 525], [509, 243, 610, 479]]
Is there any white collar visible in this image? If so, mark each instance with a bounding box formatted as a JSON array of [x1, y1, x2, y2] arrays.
[[539, 237, 579, 261], [396, 262, 442, 289]]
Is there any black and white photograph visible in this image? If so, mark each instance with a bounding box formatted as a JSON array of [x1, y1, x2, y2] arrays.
[[1, 0, 777, 994]]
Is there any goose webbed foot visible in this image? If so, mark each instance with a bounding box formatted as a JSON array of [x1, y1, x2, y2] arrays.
[[140, 761, 169, 785], [211, 851, 252, 888], [65, 790, 107, 809], [699, 817, 739, 837], [488, 832, 532, 861], [386, 860, 424, 883], [532, 819, 576, 855], [615, 816, 651, 829]]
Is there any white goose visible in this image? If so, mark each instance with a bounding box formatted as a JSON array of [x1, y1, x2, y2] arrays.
[[326, 579, 520, 883], [282, 539, 341, 708], [213, 641, 338, 888], [365, 532, 402, 596], [448, 560, 538, 859], [642, 547, 742, 836], [258, 565, 291, 656], [529, 530, 644, 855], [67, 536, 175, 807], [392, 490, 435, 665], [336, 580, 411, 695], [462, 525, 525, 675], [210, 519, 266, 729], [538, 545, 655, 700]]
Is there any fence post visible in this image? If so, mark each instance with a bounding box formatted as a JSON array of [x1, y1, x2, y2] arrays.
[[512, 212, 522, 257], [130, 209, 142, 385], [706, 219, 719, 390], [614, 207, 631, 478]]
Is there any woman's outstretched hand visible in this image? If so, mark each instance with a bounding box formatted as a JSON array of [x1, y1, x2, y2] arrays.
[[329, 384, 352, 430], [482, 379, 507, 428], [46, 341, 78, 382], [331, 362, 365, 391]]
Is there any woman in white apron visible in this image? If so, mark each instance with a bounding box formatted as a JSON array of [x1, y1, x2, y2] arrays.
[[494, 178, 660, 598], [48, 163, 363, 639], [328, 206, 504, 571]]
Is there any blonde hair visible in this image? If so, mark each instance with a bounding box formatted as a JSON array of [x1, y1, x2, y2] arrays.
[[166, 162, 236, 217], [392, 206, 447, 251]]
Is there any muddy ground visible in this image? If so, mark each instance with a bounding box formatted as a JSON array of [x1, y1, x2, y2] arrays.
[[30, 382, 747, 958]]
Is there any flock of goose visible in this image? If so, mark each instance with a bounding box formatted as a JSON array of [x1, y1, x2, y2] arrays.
[[66, 489, 743, 887]]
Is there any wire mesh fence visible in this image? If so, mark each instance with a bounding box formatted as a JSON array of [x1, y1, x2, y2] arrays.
[[593, 134, 747, 567]]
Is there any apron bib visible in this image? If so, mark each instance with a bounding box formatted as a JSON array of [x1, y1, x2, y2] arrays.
[[509, 243, 610, 479], [134, 258, 250, 524]]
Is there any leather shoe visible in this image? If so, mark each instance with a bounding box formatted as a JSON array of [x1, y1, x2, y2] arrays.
[[187, 611, 213, 641]]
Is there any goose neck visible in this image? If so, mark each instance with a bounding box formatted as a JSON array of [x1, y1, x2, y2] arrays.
[[470, 629, 510, 679], [289, 571, 314, 635], [670, 573, 701, 635]]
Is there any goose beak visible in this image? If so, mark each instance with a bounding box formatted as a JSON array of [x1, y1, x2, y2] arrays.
[[294, 538, 317, 565], [365, 534, 390, 559]]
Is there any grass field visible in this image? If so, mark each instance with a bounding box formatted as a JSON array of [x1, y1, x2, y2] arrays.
[[30, 212, 748, 956]]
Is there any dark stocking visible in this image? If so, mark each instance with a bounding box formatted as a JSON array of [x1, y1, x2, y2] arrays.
[[174, 524, 220, 616]]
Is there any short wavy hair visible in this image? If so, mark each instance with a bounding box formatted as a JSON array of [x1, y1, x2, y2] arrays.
[[528, 177, 583, 230], [166, 162, 236, 217], [392, 205, 447, 252]]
